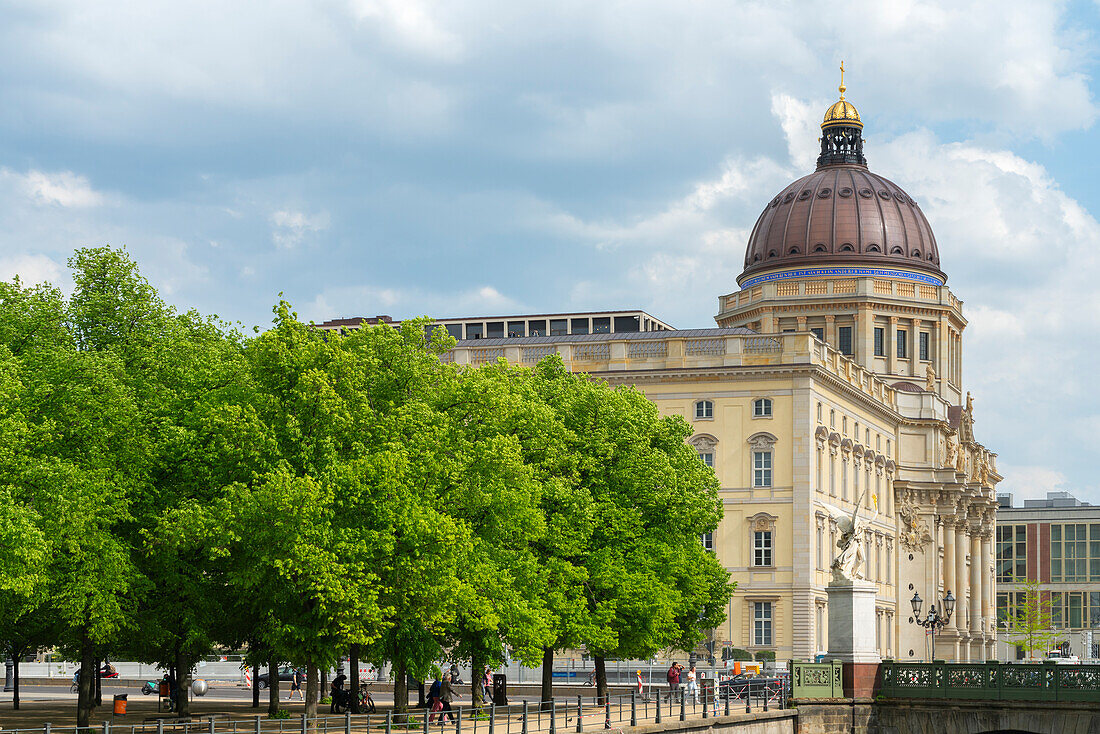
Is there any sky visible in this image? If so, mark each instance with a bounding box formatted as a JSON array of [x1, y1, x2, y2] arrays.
[[0, 0, 1098, 503]]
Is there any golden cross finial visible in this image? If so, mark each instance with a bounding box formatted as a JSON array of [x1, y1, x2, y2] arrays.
[[839, 61, 846, 99]]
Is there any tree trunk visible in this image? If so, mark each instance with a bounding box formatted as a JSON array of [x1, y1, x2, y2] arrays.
[[175, 649, 191, 717], [349, 645, 360, 714], [393, 659, 408, 715], [13, 654, 19, 710], [540, 648, 554, 707], [94, 657, 102, 707], [77, 634, 94, 727], [305, 663, 319, 725], [252, 664, 260, 708], [471, 653, 483, 709], [320, 666, 328, 701], [268, 658, 281, 716], [594, 656, 608, 705]]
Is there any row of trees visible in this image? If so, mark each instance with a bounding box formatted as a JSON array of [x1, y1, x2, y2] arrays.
[[0, 248, 733, 725]]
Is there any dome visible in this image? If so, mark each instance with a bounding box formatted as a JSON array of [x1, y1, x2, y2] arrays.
[[738, 166, 944, 284], [737, 67, 945, 286]]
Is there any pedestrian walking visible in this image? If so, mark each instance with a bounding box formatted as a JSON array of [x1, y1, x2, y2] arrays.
[[482, 666, 493, 705], [289, 668, 304, 701], [439, 672, 456, 723], [427, 674, 443, 722], [687, 665, 698, 704], [666, 663, 681, 702]]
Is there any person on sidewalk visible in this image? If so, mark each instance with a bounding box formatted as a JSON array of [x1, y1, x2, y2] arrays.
[[666, 663, 682, 702], [686, 665, 698, 704], [439, 672, 456, 723], [428, 674, 443, 723], [289, 668, 305, 701]]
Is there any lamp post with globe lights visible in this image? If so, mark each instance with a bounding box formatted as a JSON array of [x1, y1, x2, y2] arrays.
[[910, 590, 956, 661]]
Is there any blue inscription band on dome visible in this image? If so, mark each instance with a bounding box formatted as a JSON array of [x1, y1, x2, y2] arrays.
[[739, 267, 945, 290]]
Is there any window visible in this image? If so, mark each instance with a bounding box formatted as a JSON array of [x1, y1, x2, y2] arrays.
[[919, 332, 930, 361], [874, 327, 885, 356], [486, 321, 504, 338], [570, 318, 588, 335], [614, 315, 641, 332], [592, 317, 611, 333], [550, 319, 568, 336], [753, 602, 773, 646], [838, 326, 853, 355], [700, 533, 714, 552], [753, 451, 772, 487], [753, 398, 772, 417], [694, 400, 714, 420], [811, 327, 825, 342], [698, 451, 714, 468], [753, 531, 773, 566], [507, 321, 526, 338], [445, 324, 463, 340], [528, 320, 546, 337], [896, 329, 908, 359], [1051, 523, 1091, 582], [466, 323, 484, 339], [996, 525, 1026, 581]]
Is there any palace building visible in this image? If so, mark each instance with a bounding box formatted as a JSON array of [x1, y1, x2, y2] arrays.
[[331, 78, 1003, 662]]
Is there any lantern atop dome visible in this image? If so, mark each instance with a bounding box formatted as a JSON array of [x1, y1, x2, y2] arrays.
[[822, 61, 862, 130], [817, 61, 866, 168]]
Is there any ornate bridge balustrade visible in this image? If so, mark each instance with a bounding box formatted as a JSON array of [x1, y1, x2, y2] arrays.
[[789, 660, 843, 698], [880, 659, 1100, 702]]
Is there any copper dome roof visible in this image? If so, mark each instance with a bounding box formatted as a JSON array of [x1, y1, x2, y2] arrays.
[[738, 165, 944, 285]]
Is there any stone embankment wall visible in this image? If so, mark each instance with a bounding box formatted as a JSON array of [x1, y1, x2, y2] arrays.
[[625, 711, 795, 734]]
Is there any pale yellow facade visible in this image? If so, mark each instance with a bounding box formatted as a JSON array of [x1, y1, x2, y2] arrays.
[[443, 268, 1001, 662]]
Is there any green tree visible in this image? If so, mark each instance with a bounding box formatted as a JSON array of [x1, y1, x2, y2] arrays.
[[530, 358, 732, 701], [1001, 578, 1061, 660]]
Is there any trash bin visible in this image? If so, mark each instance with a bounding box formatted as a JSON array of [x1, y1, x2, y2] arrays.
[[113, 694, 127, 716], [492, 674, 507, 705]]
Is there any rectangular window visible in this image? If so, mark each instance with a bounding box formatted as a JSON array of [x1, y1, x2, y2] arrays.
[[466, 323, 484, 339], [592, 317, 611, 333], [996, 524, 1027, 582], [528, 320, 546, 337], [811, 327, 825, 342], [753, 602, 773, 646], [919, 332, 930, 361], [549, 319, 568, 336], [816, 524, 823, 569], [570, 318, 589, 335], [753, 451, 772, 487], [445, 324, 464, 340], [614, 315, 641, 332], [874, 327, 885, 356], [896, 329, 908, 359], [1051, 523, 1089, 582], [838, 326, 853, 355], [507, 321, 526, 338], [698, 451, 714, 468], [700, 533, 714, 552], [753, 531, 773, 567], [486, 321, 504, 338]]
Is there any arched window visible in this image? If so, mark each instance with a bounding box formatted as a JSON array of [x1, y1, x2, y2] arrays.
[[694, 400, 714, 420], [753, 398, 773, 418], [689, 434, 718, 470], [748, 433, 777, 488]]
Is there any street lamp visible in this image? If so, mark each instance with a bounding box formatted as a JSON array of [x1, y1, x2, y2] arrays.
[[909, 590, 955, 660]]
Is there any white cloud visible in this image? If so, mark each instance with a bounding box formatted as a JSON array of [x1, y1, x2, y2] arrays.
[[270, 209, 330, 250], [349, 0, 464, 61], [1, 168, 105, 208], [304, 283, 521, 324], [0, 254, 64, 286], [996, 464, 1075, 503]]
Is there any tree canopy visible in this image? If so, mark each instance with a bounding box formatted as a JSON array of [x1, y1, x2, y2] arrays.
[[0, 248, 733, 723]]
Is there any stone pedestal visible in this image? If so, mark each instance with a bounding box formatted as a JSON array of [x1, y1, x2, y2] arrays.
[[827, 580, 881, 699]]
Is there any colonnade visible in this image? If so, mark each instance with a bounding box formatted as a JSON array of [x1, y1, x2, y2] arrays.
[[937, 514, 996, 660]]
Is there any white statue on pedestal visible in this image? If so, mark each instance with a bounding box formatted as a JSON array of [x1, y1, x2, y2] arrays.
[[825, 487, 879, 583]]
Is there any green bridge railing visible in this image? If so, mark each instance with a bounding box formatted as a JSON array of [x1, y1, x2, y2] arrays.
[[789, 659, 844, 698], [790, 659, 1100, 702]]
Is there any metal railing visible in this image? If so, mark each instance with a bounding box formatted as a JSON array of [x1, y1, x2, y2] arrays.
[[0, 686, 791, 734], [881, 660, 1100, 702]]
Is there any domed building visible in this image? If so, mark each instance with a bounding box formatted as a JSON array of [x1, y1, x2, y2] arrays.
[[341, 74, 1003, 664]]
